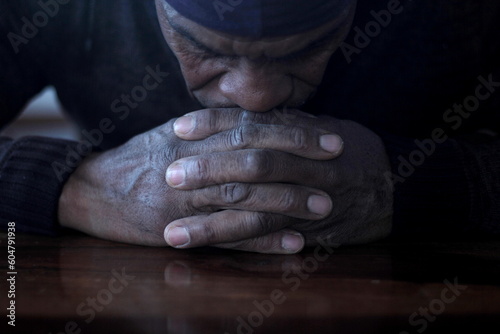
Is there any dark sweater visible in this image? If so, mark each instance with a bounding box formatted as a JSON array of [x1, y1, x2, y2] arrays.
[[1, 0, 499, 238]]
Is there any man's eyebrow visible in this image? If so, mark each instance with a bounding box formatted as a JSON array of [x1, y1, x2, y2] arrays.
[[167, 17, 341, 60], [168, 19, 219, 53], [280, 26, 341, 60]]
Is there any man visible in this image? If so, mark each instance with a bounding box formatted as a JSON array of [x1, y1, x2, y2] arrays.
[[1, 0, 499, 254]]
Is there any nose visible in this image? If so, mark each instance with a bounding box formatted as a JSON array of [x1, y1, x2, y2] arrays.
[[218, 59, 293, 112]]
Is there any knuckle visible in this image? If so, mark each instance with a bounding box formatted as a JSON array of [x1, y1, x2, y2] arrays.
[[164, 147, 178, 167], [194, 158, 211, 184], [239, 109, 260, 125], [207, 109, 219, 132], [277, 190, 301, 212], [228, 126, 246, 149], [197, 108, 219, 133], [289, 127, 309, 151], [244, 150, 273, 179], [220, 183, 251, 205], [171, 140, 189, 161], [139, 130, 178, 164], [228, 124, 258, 149]]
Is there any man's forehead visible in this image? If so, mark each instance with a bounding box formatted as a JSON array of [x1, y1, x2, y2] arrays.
[[162, 2, 353, 59], [163, 0, 355, 39]]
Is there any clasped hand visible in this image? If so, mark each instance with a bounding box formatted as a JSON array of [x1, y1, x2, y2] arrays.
[[59, 108, 393, 254]]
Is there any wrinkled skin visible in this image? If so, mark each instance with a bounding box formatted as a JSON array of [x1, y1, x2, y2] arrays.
[[59, 108, 393, 253]]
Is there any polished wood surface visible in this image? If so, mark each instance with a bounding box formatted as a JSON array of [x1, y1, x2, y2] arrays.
[[2, 232, 500, 334]]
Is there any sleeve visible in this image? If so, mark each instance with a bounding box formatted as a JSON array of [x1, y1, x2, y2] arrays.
[[382, 131, 500, 239], [382, 72, 500, 239], [0, 1, 82, 235], [0, 137, 80, 235], [461, 134, 500, 234], [383, 1, 500, 239]]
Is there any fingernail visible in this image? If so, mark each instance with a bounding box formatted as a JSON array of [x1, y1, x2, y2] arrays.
[[174, 115, 194, 135], [281, 233, 304, 253], [166, 163, 185, 187], [320, 134, 343, 154], [307, 195, 332, 216], [166, 227, 190, 247]]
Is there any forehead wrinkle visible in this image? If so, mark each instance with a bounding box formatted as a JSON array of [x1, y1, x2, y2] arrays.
[[230, 38, 299, 59], [227, 19, 348, 59], [163, 1, 353, 59]]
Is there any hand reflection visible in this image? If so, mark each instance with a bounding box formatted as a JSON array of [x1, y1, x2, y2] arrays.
[[56, 236, 394, 334], [163, 252, 305, 288], [164, 260, 193, 287]]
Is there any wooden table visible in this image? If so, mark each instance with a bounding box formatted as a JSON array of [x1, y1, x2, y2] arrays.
[[2, 232, 500, 334]]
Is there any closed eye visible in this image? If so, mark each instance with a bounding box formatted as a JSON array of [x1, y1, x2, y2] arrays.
[[172, 18, 340, 63], [190, 35, 336, 63], [188, 38, 239, 61]]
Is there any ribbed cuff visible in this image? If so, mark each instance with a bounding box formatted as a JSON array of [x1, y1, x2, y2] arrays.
[[0, 136, 82, 236], [461, 136, 500, 234]]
